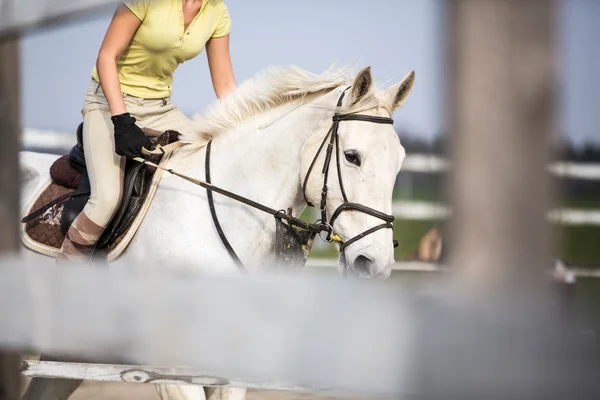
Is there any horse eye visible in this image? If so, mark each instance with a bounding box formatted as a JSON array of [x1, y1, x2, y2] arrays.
[[344, 150, 361, 166]]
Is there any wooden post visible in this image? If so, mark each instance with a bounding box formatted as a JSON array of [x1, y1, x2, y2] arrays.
[[446, 0, 557, 293], [0, 34, 22, 400]]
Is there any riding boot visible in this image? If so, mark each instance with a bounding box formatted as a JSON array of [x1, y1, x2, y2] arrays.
[[204, 387, 246, 400], [155, 384, 207, 400], [56, 212, 104, 264], [21, 354, 83, 400]]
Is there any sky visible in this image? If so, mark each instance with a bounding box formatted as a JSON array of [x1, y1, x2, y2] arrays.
[[17, 0, 600, 146]]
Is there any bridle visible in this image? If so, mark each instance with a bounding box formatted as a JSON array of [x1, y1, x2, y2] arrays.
[[301, 86, 398, 253], [133, 86, 398, 269]]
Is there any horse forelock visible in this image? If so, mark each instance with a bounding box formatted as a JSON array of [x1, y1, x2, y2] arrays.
[[179, 65, 390, 148]]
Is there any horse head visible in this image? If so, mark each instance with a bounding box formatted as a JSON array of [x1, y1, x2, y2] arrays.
[[301, 66, 415, 279]]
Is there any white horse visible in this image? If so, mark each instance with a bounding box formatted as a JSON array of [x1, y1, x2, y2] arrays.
[[18, 64, 415, 400]]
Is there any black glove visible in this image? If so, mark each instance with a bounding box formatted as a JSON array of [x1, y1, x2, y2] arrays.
[[111, 112, 153, 158]]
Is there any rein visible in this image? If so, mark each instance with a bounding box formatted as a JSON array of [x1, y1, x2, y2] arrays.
[[133, 155, 331, 234], [135, 86, 398, 268]]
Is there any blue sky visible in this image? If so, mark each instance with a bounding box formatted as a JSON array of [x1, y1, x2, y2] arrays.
[[19, 0, 600, 145]]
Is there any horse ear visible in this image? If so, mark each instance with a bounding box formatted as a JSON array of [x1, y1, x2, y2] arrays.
[[383, 70, 416, 111], [350, 66, 373, 105]]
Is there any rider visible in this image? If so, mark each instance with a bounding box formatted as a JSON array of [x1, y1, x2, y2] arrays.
[[56, 0, 237, 263]]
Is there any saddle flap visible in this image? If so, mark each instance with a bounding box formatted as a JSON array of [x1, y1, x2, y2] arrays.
[[97, 161, 146, 249]]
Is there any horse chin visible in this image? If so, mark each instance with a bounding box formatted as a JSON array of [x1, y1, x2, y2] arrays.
[[338, 253, 354, 278], [337, 252, 351, 277]]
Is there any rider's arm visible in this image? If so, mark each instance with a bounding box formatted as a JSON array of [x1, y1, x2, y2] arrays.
[[95, 5, 142, 116], [206, 5, 236, 99], [206, 34, 237, 99]]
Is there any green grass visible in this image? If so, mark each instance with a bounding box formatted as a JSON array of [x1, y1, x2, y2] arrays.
[[558, 225, 600, 265], [393, 186, 442, 202], [560, 196, 600, 210], [394, 219, 442, 259]]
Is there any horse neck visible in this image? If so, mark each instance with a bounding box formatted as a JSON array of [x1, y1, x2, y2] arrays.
[[200, 91, 338, 218]]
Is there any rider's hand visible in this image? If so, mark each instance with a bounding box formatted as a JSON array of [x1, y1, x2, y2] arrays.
[[111, 112, 153, 158]]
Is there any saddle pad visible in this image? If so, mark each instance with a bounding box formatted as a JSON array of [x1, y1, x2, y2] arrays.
[[20, 152, 172, 262], [21, 181, 71, 256]]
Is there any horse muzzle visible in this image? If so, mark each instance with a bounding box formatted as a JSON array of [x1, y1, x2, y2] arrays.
[[338, 246, 394, 280]]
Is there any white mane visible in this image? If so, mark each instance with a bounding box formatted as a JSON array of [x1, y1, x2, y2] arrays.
[[181, 65, 383, 147]]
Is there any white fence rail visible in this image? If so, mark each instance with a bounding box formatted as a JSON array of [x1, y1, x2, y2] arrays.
[[2, 258, 598, 397], [0, 258, 413, 396]]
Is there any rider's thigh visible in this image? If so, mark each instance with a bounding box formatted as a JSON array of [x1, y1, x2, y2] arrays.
[[80, 105, 126, 227]]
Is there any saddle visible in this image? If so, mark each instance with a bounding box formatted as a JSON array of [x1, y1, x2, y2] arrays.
[[20, 123, 181, 261]]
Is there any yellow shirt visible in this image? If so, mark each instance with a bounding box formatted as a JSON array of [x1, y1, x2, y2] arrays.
[[91, 0, 231, 99]]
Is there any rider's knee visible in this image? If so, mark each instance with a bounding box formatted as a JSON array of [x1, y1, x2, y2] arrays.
[[90, 189, 123, 226]]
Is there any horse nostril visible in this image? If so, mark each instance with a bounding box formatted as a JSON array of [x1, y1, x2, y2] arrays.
[[353, 255, 373, 276]]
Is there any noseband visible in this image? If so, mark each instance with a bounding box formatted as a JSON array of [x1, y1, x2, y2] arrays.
[[302, 87, 398, 252]]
